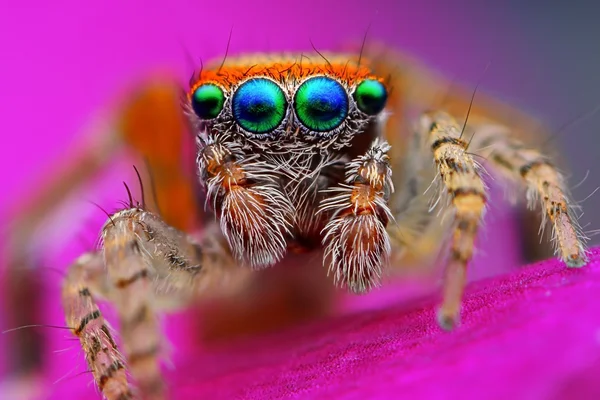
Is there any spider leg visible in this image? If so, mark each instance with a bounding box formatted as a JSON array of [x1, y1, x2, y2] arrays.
[[418, 111, 488, 330], [62, 252, 132, 400], [467, 122, 588, 267], [415, 110, 588, 330], [319, 139, 394, 293], [64, 207, 238, 399], [367, 45, 552, 269], [3, 79, 203, 380]]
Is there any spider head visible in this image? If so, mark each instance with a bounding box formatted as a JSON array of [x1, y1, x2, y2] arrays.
[[186, 54, 389, 154]]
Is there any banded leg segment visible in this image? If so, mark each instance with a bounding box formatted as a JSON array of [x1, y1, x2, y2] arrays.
[[102, 211, 165, 399], [470, 124, 587, 267], [62, 252, 132, 400], [98, 208, 236, 399], [319, 139, 394, 293], [419, 111, 488, 330]]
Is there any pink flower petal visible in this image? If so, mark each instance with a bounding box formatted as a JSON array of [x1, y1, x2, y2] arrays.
[[48, 248, 600, 399]]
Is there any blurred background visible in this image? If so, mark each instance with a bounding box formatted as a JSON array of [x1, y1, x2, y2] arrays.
[[1, 1, 599, 398], [2, 1, 599, 218]]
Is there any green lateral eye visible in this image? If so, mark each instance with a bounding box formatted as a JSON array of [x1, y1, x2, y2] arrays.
[[232, 78, 287, 134], [353, 79, 388, 115], [294, 76, 348, 132], [191, 84, 225, 120]]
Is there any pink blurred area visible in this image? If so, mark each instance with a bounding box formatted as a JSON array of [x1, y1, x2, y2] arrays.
[[1, 1, 597, 399]]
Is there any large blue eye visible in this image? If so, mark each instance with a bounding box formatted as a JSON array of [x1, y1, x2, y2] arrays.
[[232, 78, 287, 134], [294, 76, 349, 132]]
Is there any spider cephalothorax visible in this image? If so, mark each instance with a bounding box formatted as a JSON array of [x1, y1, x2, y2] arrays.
[[186, 54, 394, 275]]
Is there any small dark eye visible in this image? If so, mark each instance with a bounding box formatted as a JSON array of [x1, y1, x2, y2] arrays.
[[191, 84, 225, 120], [294, 76, 349, 132], [353, 79, 388, 116], [232, 78, 287, 134]]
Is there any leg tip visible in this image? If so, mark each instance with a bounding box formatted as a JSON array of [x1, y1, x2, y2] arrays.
[[436, 308, 460, 331], [565, 253, 587, 268]]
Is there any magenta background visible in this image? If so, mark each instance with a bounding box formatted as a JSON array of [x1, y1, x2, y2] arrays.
[[0, 0, 543, 208], [1, 1, 599, 399]]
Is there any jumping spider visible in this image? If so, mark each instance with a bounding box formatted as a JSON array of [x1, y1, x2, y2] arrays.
[[9, 48, 587, 399]]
